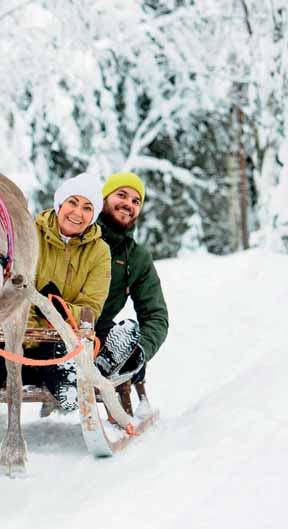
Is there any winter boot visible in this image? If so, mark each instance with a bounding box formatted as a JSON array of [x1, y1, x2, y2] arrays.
[[95, 319, 145, 384]]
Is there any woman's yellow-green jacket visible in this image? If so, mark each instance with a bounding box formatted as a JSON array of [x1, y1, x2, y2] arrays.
[[28, 209, 111, 328]]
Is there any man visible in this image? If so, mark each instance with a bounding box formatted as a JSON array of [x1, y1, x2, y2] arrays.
[[94, 172, 169, 401], [31, 171, 167, 417]]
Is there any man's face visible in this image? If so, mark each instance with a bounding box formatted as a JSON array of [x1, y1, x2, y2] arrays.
[[102, 187, 142, 230]]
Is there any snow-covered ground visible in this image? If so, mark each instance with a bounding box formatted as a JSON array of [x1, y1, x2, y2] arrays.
[[1, 249, 288, 529]]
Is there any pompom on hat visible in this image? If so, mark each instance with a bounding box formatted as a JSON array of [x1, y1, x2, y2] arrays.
[[102, 172, 145, 205], [54, 172, 103, 224]]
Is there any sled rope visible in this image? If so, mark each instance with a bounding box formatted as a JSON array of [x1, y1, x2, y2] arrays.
[[0, 295, 84, 366]]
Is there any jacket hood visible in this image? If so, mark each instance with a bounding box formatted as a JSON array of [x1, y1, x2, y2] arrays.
[[36, 209, 102, 248]]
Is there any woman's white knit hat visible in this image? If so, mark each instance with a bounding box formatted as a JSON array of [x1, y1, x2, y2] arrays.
[[54, 172, 103, 224]]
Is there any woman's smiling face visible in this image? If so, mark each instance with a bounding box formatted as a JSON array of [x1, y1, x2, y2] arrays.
[[57, 195, 94, 236]]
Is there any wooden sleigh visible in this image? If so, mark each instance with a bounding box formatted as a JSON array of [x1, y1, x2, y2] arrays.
[[0, 308, 159, 456]]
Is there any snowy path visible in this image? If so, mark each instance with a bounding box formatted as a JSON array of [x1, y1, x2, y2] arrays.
[[1, 250, 288, 529]]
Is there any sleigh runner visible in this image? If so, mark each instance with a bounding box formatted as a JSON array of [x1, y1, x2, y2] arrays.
[[0, 307, 159, 457]]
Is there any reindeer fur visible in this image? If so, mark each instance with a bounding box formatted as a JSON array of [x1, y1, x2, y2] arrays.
[[0, 174, 78, 476]]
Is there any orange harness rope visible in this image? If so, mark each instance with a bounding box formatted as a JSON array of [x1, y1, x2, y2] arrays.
[[0, 341, 83, 366], [0, 295, 97, 366], [48, 294, 78, 330]]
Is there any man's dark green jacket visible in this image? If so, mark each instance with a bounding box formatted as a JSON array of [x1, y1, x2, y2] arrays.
[[96, 215, 168, 362]]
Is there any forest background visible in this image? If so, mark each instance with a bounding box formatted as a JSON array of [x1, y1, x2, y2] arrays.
[[1, 0, 288, 259]]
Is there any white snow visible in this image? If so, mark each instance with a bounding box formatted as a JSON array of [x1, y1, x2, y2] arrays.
[[1, 248, 288, 529]]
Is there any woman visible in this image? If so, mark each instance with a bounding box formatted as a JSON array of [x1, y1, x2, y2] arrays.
[[23, 172, 111, 411], [29, 172, 111, 327]]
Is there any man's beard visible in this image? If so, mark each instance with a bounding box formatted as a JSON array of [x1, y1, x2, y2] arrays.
[[101, 205, 137, 232]]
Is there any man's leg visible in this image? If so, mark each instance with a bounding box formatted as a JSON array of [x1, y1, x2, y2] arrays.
[[95, 319, 145, 382]]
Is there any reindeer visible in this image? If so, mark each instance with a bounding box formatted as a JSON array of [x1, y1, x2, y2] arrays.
[[0, 173, 79, 476]]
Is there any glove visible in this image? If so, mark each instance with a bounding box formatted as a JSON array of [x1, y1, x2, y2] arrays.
[[35, 281, 67, 320]]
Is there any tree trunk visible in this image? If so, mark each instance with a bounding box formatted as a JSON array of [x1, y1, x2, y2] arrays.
[[225, 151, 241, 252], [236, 106, 249, 249]]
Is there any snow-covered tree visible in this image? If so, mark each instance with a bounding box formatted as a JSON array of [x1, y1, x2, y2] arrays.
[[1, 0, 288, 257]]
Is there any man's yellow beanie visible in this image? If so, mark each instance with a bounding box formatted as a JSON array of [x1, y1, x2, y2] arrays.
[[102, 172, 145, 204]]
